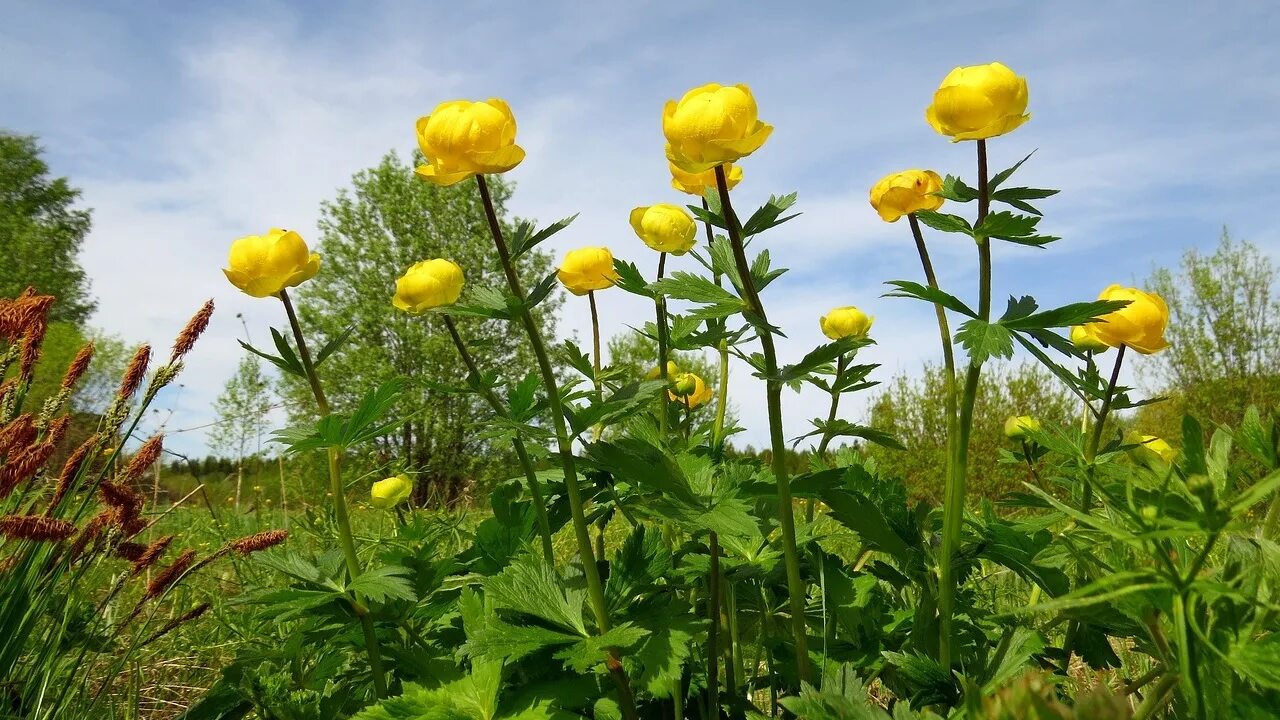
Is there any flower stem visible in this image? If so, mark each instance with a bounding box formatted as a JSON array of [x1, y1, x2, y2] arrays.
[[907, 213, 959, 498], [707, 531, 721, 719], [655, 252, 671, 437], [474, 175, 638, 719], [588, 290, 606, 442], [278, 289, 387, 698], [807, 352, 847, 522], [714, 164, 811, 683], [442, 315, 555, 564], [702, 198, 732, 457], [938, 139, 990, 671]]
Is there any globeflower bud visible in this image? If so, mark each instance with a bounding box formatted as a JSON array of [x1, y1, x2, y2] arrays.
[[1003, 415, 1041, 440], [645, 361, 681, 381], [1091, 285, 1170, 355], [557, 247, 618, 296], [869, 170, 944, 223], [1070, 324, 1109, 353], [223, 229, 321, 298], [1128, 434, 1177, 466], [670, 161, 742, 197], [1140, 505, 1159, 523], [670, 372, 713, 409], [926, 62, 1030, 142], [371, 474, 413, 510], [392, 259, 465, 314], [663, 83, 773, 173], [629, 204, 697, 255], [414, 99, 525, 186], [819, 306, 873, 341]]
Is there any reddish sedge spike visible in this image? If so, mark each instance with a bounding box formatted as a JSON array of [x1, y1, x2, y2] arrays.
[[170, 300, 214, 362], [145, 548, 196, 599], [0, 514, 77, 541], [115, 541, 147, 562], [117, 345, 152, 399], [230, 529, 289, 555], [130, 534, 174, 576], [142, 602, 212, 647], [0, 414, 36, 457], [47, 433, 99, 514], [61, 343, 96, 390], [123, 435, 164, 481]]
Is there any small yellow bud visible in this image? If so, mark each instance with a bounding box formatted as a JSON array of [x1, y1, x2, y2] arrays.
[[1004, 415, 1041, 440], [371, 474, 414, 510]]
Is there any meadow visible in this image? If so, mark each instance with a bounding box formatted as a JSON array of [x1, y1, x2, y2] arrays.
[[4, 62, 1280, 720]]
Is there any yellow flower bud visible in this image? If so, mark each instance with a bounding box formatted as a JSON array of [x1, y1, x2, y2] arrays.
[[869, 170, 945, 223], [371, 474, 413, 510], [557, 247, 619, 296], [670, 161, 742, 197], [392, 259, 465, 314], [414, 99, 525, 187], [629, 204, 697, 255], [663, 83, 773, 173], [670, 372, 713, 409], [1070, 324, 1109, 353], [646, 360, 681, 381], [1004, 415, 1041, 440], [223, 228, 321, 298], [1091, 285, 1170, 355], [1128, 434, 1177, 465], [819, 306, 873, 341], [925, 62, 1030, 142]]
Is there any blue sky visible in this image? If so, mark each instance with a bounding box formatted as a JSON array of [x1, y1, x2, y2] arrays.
[[3, 1, 1279, 458]]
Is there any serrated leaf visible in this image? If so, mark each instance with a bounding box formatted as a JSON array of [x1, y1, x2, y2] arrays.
[[938, 175, 979, 203], [741, 193, 800, 237], [348, 565, 417, 604], [511, 214, 578, 260], [314, 325, 355, 366], [612, 260, 653, 298], [955, 319, 1014, 363], [913, 211, 973, 236], [485, 553, 588, 636], [883, 280, 977, 318], [1003, 299, 1129, 330], [989, 150, 1036, 190]]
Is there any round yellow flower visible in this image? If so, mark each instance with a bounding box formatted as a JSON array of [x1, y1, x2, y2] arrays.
[[629, 204, 698, 255], [869, 170, 945, 222], [663, 83, 773, 173], [670, 371, 713, 409], [371, 474, 413, 510], [392, 259, 465, 314], [925, 62, 1030, 142], [414, 99, 525, 186], [1128, 434, 1177, 465], [670, 161, 742, 196], [557, 247, 618, 296], [1070, 324, 1109, 353], [819, 306, 873, 340], [1004, 415, 1041, 440], [223, 228, 321, 298], [1090, 285, 1170, 354], [646, 360, 681, 381]]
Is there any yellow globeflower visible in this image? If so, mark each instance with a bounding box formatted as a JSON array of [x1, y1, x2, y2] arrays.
[[1004, 415, 1041, 440], [869, 170, 945, 222], [646, 360, 681, 381], [925, 62, 1030, 141], [223, 228, 321, 298], [557, 247, 618, 296], [663, 83, 773, 173], [414, 99, 525, 186], [670, 161, 742, 196], [392, 259, 465, 314], [629, 204, 698, 255], [1128, 434, 1178, 465], [670, 371, 713, 409], [1091, 285, 1170, 354], [1070, 324, 1109, 353], [371, 474, 413, 510], [819, 306, 874, 340]]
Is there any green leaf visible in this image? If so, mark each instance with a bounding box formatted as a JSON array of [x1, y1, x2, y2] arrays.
[[991, 186, 1059, 216], [955, 319, 1014, 363], [1002, 299, 1129, 330], [524, 270, 560, 310], [1008, 572, 1167, 615], [912, 211, 973, 236], [612, 260, 653, 299], [1227, 633, 1280, 690], [776, 337, 869, 383], [348, 565, 417, 604], [510, 214, 578, 260], [238, 339, 303, 378], [988, 150, 1036, 190], [632, 613, 703, 699], [484, 552, 588, 636], [741, 192, 800, 237], [938, 175, 979, 203], [883, 280, 976, 317], [553, 622, 649, 674], [314, 326, 354, 366]]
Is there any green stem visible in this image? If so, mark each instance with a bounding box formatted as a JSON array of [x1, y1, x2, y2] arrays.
[[714, 164, 810, 683], [702, 198, 732, 458], [938, 138, 991, 671], [726, 581, 744, 720], [707, 531, 721, 718], [442, 316, 555, 564], [589, 290, 606, 438], [655, 252, 671, 437], [908, 213, 959, 503], [474, 174, 638, 720], [1132, 673, 1180, 720], [279, 289, 387, 698], [807, 353, 847, 522]]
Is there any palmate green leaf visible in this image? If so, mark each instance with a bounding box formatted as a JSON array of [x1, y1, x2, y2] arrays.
[[793, 419, 903, 450], [605, 525, 670, 613], [238, 338, 304, 377], [938, 174, 979, 203], [751, 248, 788, 291], [585, 438, 700, 506], [484, 552, 588, 636], [1227, 633, 1280, 690], [881, 652, 957, 708], [509, 214, 578, 260], [688, 202, 726, 232], [912, 210, 973, 236], [557, 339, 595, 381], [989, 150, 1036, 190], [883, 280, 977, 317], [566, 380, 666, 438], [991, 186, 1059, 216], [775, 337, 870, 383], [955, 319, 1014, 363], [553, 623, 650, 674], [632, 612, 703, 699], [1236, 406, 1279, 468], [444, 286, 514, 320], [741, 192, 800, 237], [524, 270, 560, 310], [611, 259, 653, 298], [348, 565, 417, 604], [820, 489, 913, 564], [1002, 299, 1129, 331], [651, 271, 742, 305]]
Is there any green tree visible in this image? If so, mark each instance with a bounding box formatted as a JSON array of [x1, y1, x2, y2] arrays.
[[1138, 231, 1280, 435], [0, 132, 95, 323], [209, 355, 273, 510], [866, 362, 1077, 501], [289, 150, 561, 505]]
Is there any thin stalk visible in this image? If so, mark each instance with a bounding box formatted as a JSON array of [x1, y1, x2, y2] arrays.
[[726, 581, 744, 720], [807, 353, 847, 522], [938, 138, 991, 671], [656, 252, 671, 436], [1132, 672, 1180, 720], [702, 198, 732, 457], [475, 175, 638, 719], [442, 316, 555, 563], [279, 289, 387, 698], [715, 164, 810, 682], [588, 290, 606, 442], [707, 532, 721, 719]]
